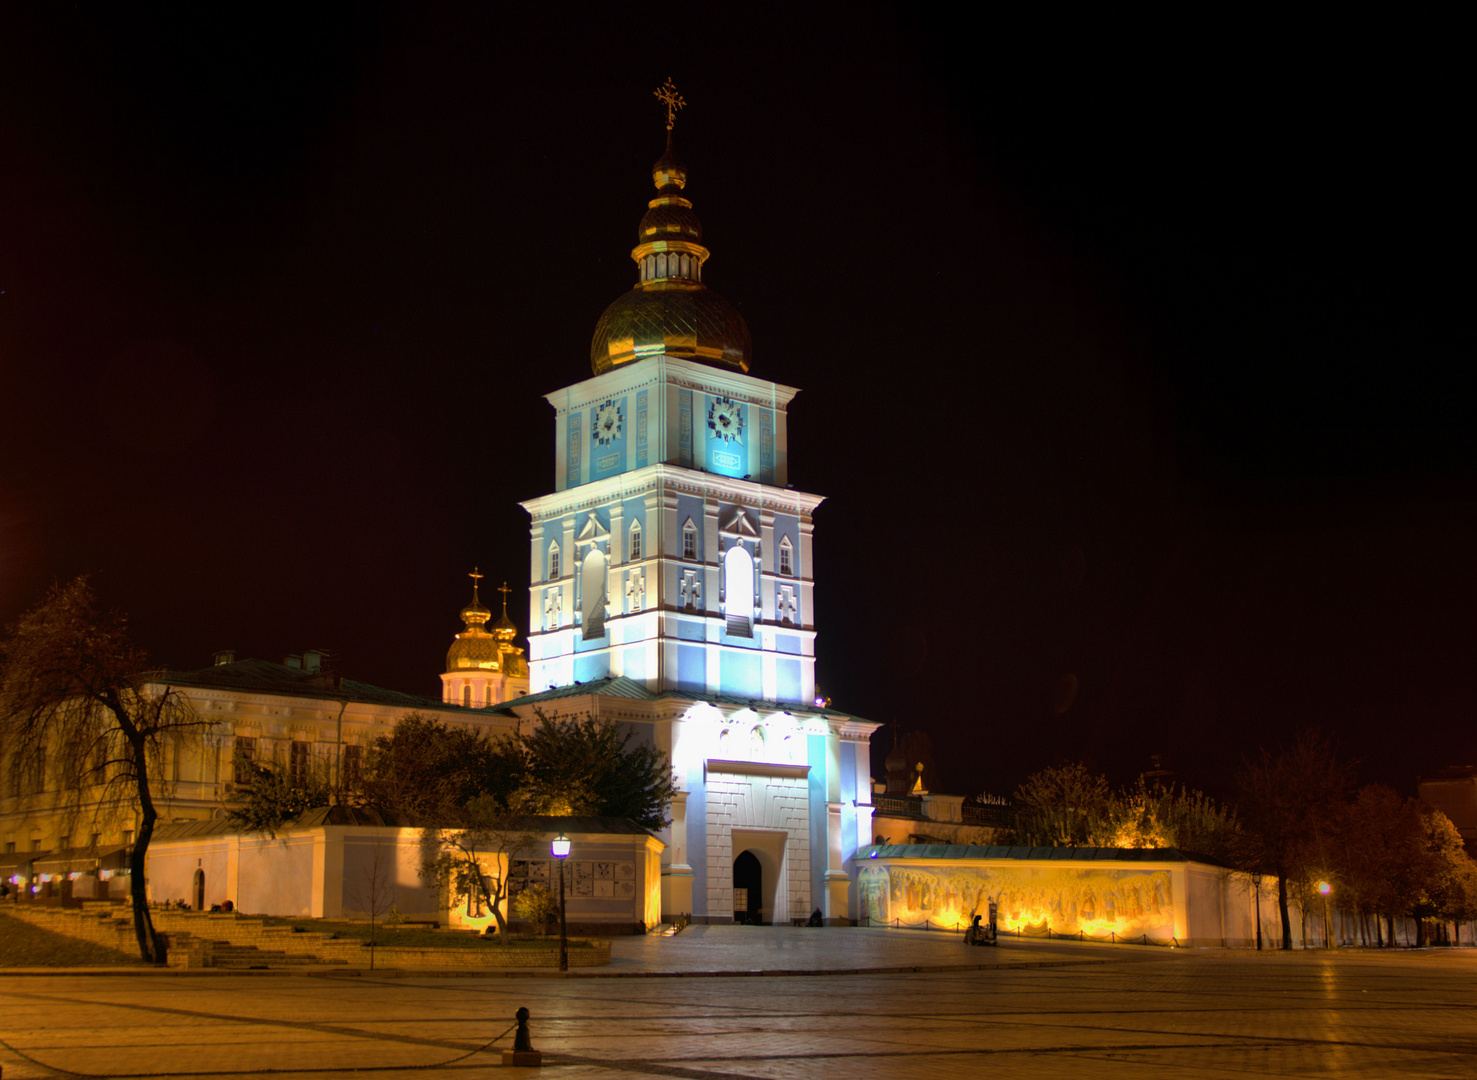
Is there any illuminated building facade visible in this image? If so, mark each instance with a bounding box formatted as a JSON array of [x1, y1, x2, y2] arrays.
[[502, 88, 878, 924], [0, 652, 516, 901]]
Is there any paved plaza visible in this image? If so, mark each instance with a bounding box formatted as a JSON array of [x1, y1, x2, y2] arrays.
[[2, 926, 1475, 1078]]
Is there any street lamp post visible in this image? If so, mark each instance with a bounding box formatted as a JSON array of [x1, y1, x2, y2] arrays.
[[1251, 873, 1263, 951], [1317, 880, 1333, 949], [552, 832, 570, 972]]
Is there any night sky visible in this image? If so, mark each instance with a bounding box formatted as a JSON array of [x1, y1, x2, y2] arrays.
[[1, 6, 1467, 802]]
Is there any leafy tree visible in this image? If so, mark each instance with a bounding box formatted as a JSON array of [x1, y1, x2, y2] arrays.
[[1333, 785, 1424, 946], [1107, 777, 1239, 862], [0, 578, 205, 963], [1410, 804, 1473, 946], [1235, 730, 1355, 950], [418, 793, 537, 944], [1005, 762, 1112, 847], [1006, 764, 1237, 860], [512, 881, 559, 935], [227, 758, 331, 838], [519, 713, 676, 831], [359, 713, 521, 823]]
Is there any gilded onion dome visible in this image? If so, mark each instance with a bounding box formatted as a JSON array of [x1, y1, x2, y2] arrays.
[[446, 571, 500, 672], [590, 121, 751, 375], [491, 581, 518, 642]]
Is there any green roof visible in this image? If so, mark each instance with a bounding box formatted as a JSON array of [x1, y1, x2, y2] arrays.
[[157, 658, 465, 711], [493, 676, 874, 724], [860, 843, 1221, 865]]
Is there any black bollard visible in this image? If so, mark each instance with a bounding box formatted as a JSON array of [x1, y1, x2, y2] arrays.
[[501, 1006, 543, 1068]]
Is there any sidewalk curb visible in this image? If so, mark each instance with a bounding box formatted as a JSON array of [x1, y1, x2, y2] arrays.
[[3, 955, 1125, 979]]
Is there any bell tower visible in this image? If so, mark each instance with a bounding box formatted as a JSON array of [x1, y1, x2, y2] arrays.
[[523, 84, 823, 704]]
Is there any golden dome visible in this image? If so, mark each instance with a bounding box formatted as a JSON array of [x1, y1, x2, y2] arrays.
[[446, 569, 501, 672], [492, 580, 519, 642], [591, 130, 750, 375], [446, 628, 500, 672]]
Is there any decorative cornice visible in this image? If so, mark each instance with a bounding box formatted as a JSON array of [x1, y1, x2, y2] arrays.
[[523, 464, 822, 521], [704, 758, 811, 780]]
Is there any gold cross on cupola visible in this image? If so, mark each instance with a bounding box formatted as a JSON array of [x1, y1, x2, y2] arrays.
[[654, 78, 686, 131]]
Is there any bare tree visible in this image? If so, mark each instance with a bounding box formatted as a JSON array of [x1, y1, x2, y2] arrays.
[[344, 836, 398, 969], [0, 578, 205, 962]]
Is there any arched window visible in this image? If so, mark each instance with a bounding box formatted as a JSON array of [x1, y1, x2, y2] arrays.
[[548, 541, 560, 581], [778, 535, 794, 577], [682, 519, 698, 560], [747, 725, 765, 760], [582, 548, 608, 640], [629, 520, 642, 561], [724, 544, 754, 637], [462, 685, 471, 707]]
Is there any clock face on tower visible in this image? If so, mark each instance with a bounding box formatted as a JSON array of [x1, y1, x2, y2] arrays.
[[707, 396, 744, 445], [593, 400, 623, 446]]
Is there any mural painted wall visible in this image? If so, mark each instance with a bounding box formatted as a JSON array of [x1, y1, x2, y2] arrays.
[[859, 861, 1180, 942]]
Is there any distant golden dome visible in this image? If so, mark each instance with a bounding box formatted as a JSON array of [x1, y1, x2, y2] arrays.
[[446, 569, 501, 672], [492, 580, 519, 642], [591, 130, 750, 375], [446, 629, 500, 672]]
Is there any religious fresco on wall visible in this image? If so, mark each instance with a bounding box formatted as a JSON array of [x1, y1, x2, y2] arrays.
[[858, 862, 1177, 940]]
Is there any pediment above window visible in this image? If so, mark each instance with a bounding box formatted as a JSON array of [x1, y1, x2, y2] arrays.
[[719, 506, 760, 539], [575, 512, 610, 548]]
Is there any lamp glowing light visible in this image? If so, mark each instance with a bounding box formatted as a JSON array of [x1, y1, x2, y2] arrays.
[[551, 832, 570, 972]]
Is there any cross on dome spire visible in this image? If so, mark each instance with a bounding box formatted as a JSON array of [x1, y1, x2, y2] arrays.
[[654, 78, 685, 131]]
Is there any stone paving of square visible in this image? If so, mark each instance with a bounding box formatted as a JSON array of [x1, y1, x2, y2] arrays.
[[1, 925, 1474, 1079]]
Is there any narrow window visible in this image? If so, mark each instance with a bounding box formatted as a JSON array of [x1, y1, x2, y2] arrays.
[[682, 519, 697, 560], [462, 684, 472, 707], [232, 736, 256, 784], [289, 740, 310, 788], [342, 745, 363, 790], [629, 520, 642, 561], [723, 544, 755, 637], [549, 542, 560, 581], [582, 548, 608, 639], [779, 535, 793, 577]]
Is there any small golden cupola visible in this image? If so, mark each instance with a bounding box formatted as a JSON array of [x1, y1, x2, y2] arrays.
[[589, 79, 752, 375], [440, 570, 530, 708]]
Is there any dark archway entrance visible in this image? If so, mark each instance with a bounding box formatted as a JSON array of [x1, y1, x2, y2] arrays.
[[192, 868, 205, 910], [733, 850, 762, 924]]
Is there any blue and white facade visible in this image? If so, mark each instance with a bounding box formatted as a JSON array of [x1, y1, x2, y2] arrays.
[[505, 117, 878, 924], [522, 356, 820, 703]]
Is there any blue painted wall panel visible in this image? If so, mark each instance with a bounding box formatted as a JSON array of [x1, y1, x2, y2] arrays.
[[719, 650, 762, 698], [688, 772, 707, 916], [573, 652, 609, 682], [808, 734, 828, 918], [777, 658, 801, 703], [677, 644, 706, 694]]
